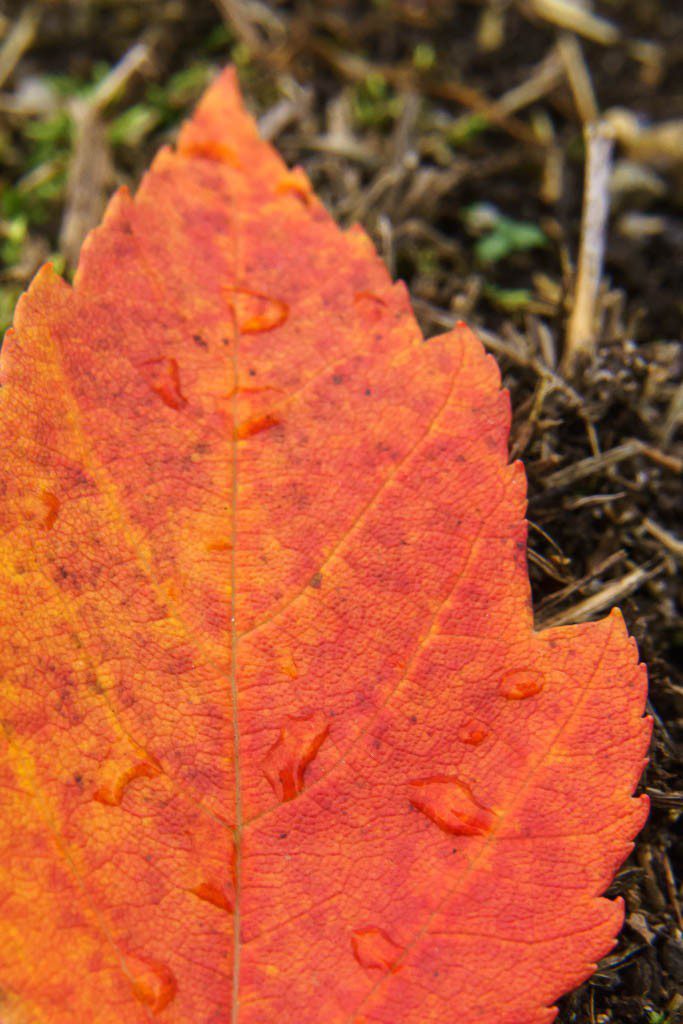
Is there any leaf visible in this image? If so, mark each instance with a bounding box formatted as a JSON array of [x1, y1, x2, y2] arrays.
[[463, 202, 548, 264], [0, 68, 650, 1024]]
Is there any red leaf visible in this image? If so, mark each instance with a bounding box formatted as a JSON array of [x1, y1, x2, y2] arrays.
[[0, 68, 650, 1023]]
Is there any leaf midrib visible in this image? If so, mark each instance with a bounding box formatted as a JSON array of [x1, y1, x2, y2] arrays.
[[229, 199, 244, 1024]]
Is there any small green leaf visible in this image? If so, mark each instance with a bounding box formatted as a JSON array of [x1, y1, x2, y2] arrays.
[[412, 43, 436, 72], [464, 203, 548, 265], [353, 74, 401, 128], [447, 114, 489, 146], [109, 105, 161, 147]]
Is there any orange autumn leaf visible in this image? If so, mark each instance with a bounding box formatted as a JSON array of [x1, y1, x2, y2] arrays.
[[0, 68, 650, 1024]]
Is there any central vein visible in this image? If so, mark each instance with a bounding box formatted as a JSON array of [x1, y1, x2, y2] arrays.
[[229, 286, 243, 1023]]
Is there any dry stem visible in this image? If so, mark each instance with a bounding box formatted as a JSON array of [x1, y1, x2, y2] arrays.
[[562, 121, 614, 374]]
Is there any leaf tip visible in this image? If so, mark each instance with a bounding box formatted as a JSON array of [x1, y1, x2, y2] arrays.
[[177, 65, 260, 165]]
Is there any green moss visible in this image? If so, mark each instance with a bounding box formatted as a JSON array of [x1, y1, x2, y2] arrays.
[[108, 104, 161, 147], [447, 113, 489, 146], [483, 284, 533, 312], [412, 43, 436, 72], [463, 202, 548, 264], [352, 73, 402, 128]]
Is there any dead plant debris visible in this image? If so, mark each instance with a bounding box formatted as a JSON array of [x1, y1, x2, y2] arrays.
[[0, 2, 680, 1022]]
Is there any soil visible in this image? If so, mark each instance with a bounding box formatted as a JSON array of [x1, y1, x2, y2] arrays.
[[0, 2, 680, 1022]]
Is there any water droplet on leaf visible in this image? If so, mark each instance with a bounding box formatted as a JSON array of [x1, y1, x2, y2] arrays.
[[126, 955, 177, 1013], [225, 383, 284, 400], [280, 651, 299, 679], [138, 357, 188, 410], [93, 756, 162, 807], [263, 710, 329, 802], [224, 286, 289, 334], [459, 721, 488, 746], [353, 291, 387, 325], [234, 412, 282, 440], [500, 670, 544, 700], [41, 491, 60, 530], [191, 881, 232, 913], [205, 539, 232, 553], [409, 775, 495, 836], [351, 926, 403, 972]]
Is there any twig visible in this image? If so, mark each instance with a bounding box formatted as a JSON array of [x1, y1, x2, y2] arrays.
[[647, 790, 683, 810], [60, 44, 150, 269], [522, 0, 619, 46], [344, 90, 420, 222], [213, 0, 263, 52], [387, 89, 421, 166], [642, 517, 683, 560], [562, 121, 614, 374], [306, 89, 377, 166], [475, 325, 586, 410], [496, 50, 564, 115], [212, 0, 286, 54], [566, 491, 626, 510], [539, 562, 663, 628], [660, 852, 683, 930], [314, 39, 545, 148], [544, 440, 643, 488], [662, 381, 683, 446], [605, 108, 683, 172], [542, 439, 681, 488], [59, 107, 112, 269], [535, 550, 626, 613], [638, 443, 683, 475], [528, 547, 572, 584], [88, 42, 150, 113], [258, 79, 312, 142], [430, 79, 542, 147], [0, 6, 39, 90], [533, 109, 564, 204], [448, 49, 564, 147], [557, 32, 598, 123]]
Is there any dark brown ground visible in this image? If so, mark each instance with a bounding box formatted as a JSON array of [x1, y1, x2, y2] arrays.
[[0, 2, 680, 1022]]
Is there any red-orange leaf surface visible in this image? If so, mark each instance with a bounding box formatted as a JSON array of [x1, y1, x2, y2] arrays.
[[0, 69, 650, 1024]]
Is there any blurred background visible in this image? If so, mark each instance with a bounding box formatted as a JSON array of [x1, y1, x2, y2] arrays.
[[0, 2, 680, 1022]]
